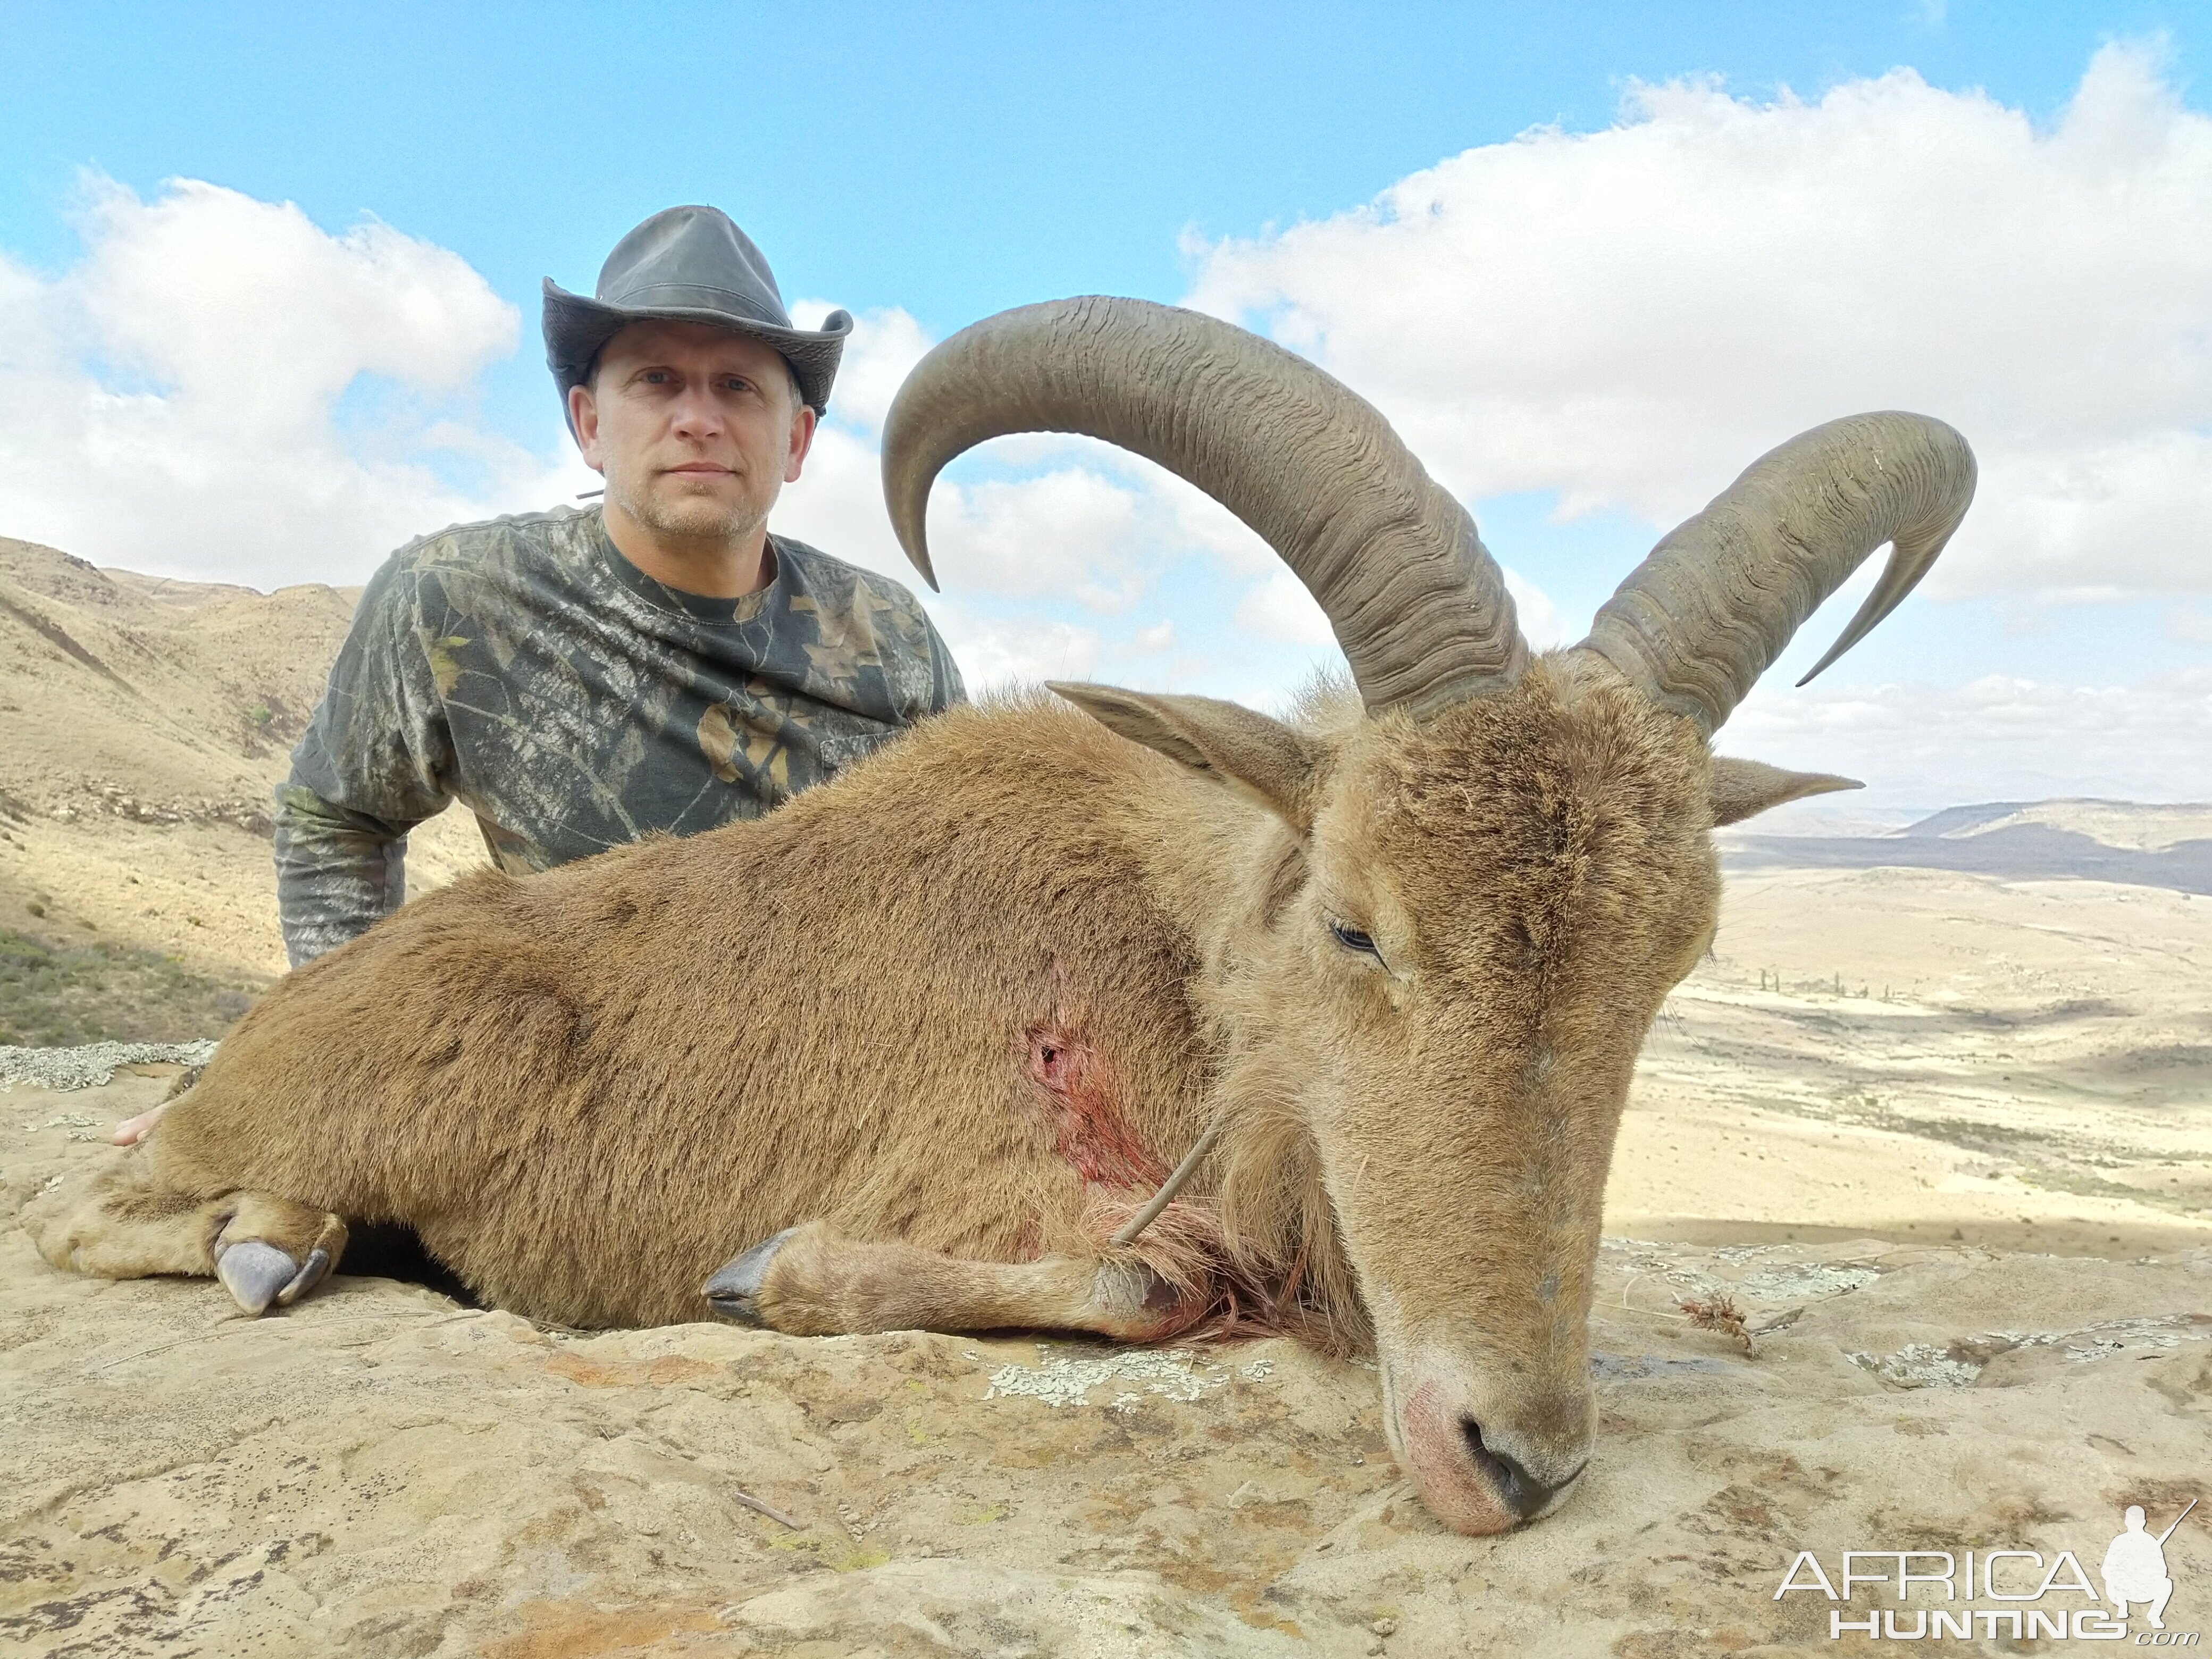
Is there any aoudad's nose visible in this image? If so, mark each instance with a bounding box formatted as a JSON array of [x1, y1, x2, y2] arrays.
[[1460, 1414, 1586, 1520]]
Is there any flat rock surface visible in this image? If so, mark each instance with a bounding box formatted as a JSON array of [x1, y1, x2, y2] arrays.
[[5, 1073, 2210, 1657]]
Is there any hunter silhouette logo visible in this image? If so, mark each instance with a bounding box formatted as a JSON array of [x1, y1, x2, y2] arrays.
[[1775, 1498, 2201, 1641], [2105, 1501, 2194, 1631]]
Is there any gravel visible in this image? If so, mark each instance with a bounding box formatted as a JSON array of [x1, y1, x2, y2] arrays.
[[0, 1040, 219, 1092], [984, 1343, 1228, 1408]]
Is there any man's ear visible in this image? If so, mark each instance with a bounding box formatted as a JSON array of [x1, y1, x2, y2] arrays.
[[1048, 683, 1322, 831], [568, 384, 605, 470], [1708, 756, 1862, 826], [783, 403, 818, 483]]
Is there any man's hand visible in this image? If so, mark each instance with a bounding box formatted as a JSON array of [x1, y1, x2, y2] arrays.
[[112, 1103, 170, 1144], [113, 1061, 203, 1144]]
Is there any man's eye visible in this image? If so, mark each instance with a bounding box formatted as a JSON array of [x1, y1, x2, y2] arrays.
[[1329, 920, 1381, 959]]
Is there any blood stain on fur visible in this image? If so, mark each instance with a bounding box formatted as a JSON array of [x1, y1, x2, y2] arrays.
[[1023, 1024, 1169, 1190]]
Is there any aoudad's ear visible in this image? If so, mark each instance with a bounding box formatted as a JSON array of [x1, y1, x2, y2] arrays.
[[1048, 682, 1322, 831], [1708, 756, 1863, 826]]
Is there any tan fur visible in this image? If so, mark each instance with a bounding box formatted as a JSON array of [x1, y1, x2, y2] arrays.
[[30, 654, 1814, 1534]]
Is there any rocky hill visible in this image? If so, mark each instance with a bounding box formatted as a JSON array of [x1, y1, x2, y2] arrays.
[[0, 535, 353, 817], [1721, 797, 2212, 893], [0, 537, 484, 1022]]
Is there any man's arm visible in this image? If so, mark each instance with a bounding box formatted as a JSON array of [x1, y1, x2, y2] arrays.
[[272, 786, 412, 967], [273, 550, 457, 967]]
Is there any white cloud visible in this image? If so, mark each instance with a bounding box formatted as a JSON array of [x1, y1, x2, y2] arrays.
[[1185, 43, 2212, 606], [1722, 668, 2212, 807], [779, 434, 1161, 613], [0, 177, 591, 588], [2168, 602, 2212, 646], [928, 602, 1105, 691], [1128, 620, 1177, 653], [788, 299, 930, 438], [1503, 570, 1569, 650], [927, 467, 1160, 611], [1232, 562, 1566, 651], [763, 415, 908, 576], [1234, 569, 1335, 646]]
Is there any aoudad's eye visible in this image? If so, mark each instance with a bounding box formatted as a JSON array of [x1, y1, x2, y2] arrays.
[[1329, 919, 1381, 959]]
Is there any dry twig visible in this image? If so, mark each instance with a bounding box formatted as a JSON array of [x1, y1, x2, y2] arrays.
[[732, 1489, 803, 1530], [1679, 1294, 1758, 1356]]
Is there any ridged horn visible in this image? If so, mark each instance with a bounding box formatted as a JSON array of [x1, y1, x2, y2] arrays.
[[1576, 413, 1976, 736], [881, 296, 1528, 717]]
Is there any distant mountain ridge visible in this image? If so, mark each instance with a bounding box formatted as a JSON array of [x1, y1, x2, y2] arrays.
[[1895, 802, 2042, 839], [0, 537, 484, 982], [1900, 799, 2212, 853], [1722, 798, 2212, 894], [0, 534, 362, 815]]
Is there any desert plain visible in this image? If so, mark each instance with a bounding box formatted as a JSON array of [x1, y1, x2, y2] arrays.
[[2, 536, 2208, 1655]]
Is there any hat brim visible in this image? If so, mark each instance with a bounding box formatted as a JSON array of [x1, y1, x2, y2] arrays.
[[542, 280, 852, 414]]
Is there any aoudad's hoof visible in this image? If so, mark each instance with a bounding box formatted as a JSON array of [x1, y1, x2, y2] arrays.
[[214, 1242, 332, 1316], [215, 1241, 305, 1316], [705, 1228, 796, 1326]]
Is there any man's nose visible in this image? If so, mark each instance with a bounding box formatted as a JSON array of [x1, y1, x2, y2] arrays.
[[667, 384, 725, 439]]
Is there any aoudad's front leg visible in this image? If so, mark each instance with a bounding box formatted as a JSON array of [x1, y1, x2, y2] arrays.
[[26, 1150, 348, 1317], [705, 1221, 1189, 1340]]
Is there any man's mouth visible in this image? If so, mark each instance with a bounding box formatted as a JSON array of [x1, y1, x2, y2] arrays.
[[663, 463, 734, 477]]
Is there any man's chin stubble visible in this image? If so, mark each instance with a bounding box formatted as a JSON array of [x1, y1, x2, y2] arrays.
[[613, 483, 765, 548]]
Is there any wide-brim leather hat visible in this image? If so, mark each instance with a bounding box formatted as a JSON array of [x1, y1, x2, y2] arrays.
[[543, 205, 852, 420]]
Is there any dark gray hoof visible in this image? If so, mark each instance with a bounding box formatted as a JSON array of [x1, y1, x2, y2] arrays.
[[706, 1229, 795, 1326], [216, 1241, 300, 1317], [277, 1247, 332, 1307]]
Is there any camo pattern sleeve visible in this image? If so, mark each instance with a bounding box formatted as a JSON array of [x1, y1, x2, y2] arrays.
[[273, 551, 458, 967], [274, 507, 965, 966]]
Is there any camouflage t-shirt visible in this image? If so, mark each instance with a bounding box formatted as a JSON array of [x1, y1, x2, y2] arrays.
[[273, 505, 965, 966]]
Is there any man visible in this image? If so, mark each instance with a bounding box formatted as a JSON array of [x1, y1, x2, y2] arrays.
[[279, 203, 963, 962], [114, 206, 962, 1143]]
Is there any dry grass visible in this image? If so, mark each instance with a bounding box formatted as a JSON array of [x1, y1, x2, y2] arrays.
[[0, 925, 259, 1046]]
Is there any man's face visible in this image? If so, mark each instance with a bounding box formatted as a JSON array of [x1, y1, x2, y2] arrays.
[[569, 320, 816, 547]]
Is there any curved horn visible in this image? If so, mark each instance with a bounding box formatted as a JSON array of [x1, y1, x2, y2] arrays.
[[1575, 413, 1976, 736], [882, 296, 1528, 717]]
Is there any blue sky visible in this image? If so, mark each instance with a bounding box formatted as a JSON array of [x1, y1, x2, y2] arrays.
[[3, 2, 2209, 807]]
